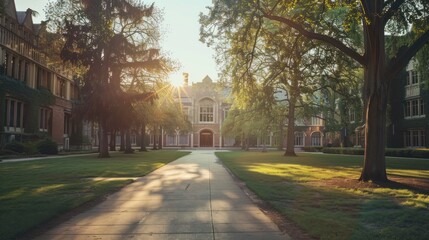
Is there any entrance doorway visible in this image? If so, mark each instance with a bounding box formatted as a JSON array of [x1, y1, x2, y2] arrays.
[[199, 129, 213, 147]]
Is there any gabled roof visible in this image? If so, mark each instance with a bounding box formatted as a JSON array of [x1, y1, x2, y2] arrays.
[[202, 75, 213, 83], [3, 0, 42, 36], [17, 9, 35, 30], [4, 0, 18, 21]]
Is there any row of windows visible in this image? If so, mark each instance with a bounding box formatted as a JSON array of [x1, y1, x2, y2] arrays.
[[3, 97, 71, 135], [295, 132, 322, 146], [0, 25, 46, 64], [404, 98, 425, 118], [404, 129, 425, 148], [1, 50, 78, 100], [3, 16, 38, 43], [165, 134, 189, 146]]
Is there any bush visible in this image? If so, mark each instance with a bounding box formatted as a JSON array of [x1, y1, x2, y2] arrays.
[[36, 139, 58, 155], [4, 141, 25, 153], [323, 147, 429, 159], [23, 141, 39, 155], [302, 146, 324, 152], [322, 147, 364, 155], [0, 149, 20, 156]]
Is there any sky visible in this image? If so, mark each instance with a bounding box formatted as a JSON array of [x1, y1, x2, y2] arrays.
[[14, 0, 219, 86]]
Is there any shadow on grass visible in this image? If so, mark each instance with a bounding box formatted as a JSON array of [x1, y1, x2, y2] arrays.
[[216, 151, 429, 240]]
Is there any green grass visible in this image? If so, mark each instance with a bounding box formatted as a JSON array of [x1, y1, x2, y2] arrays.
[[0, 150, 189, 240], [215, 151, 429, 240]]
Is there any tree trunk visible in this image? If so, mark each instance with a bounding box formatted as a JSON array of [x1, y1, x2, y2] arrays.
[[284, 100, 297, 156], [109, 130, 116, 151], [158, 126, 163, 150], [124, 129, 133, 154], [359, 5, 389, 182], [139, 123, 147, 152], [98, 122, 110, 158], [277, 121, 284, 150], [285, 77, 298, 156], [119, 131, 125, 151], [359, 85, 389, 182], [152, 126, 158, 150]]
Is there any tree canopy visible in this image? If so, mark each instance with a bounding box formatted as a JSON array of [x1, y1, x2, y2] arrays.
[[201, 0, 429, 181], [46, 0, 165, 157]]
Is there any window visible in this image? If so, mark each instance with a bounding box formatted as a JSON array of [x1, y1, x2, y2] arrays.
[[182, 107, 189, 121], [406, 70, 420, 86], [179, 134, 189, 145], [4, 98, 25, 132], [311, 132, 321, 146], [412, 71, 419, 85], [404, 129, 425, 147], [224, 109, 229, 120], [311, 116, 322, 126], [199, 99, 214, 122], [39, 108, 52, 132], [0, 52, 7, 75], [404, 98, 425, 118], [64, 113, 71, 135], [349, 109, 356, 123], [166, 135, 176, 146], [57, 78, 66, 98], [11, 56, 15, 78], [294, 132, 304, 146]]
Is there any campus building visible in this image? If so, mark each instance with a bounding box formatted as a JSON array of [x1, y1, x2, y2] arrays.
[[0, 0, 78, 148], [158, 75, 235, 148], [159, 74, 326, 149], [387, 60, 428, 148]]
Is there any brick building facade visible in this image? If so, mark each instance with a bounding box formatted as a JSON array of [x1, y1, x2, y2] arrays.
[[0, 0, 77, 148]]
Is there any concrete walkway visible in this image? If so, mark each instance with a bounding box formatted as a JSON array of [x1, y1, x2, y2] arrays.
[[37, 150, 290, 240]]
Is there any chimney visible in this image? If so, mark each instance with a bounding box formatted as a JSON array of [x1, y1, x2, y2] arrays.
[[183, 72, 189, 86]]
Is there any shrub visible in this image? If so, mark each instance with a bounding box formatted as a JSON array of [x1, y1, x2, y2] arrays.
[[4, 141, 25, 153], [302, 146, 324, 152], [23, 141, 39, 155], [322, 147, 364, 155], [323, 147, 429, 159], [36, 139, 58, 155], [0, 149, 19, 156]]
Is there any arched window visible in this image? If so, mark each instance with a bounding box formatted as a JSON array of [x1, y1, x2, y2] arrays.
[[294, 132, 304, 146], [199, 98, 214, 122], [311, 132, 321, 146]]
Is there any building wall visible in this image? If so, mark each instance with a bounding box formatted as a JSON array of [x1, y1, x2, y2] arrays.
[[0, 0, 76, 147], [160, 75, 232, 148], [388, 60, 429, 148]]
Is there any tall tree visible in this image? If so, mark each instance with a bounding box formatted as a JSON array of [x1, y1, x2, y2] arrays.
[[46, 0, 162, 157], [201, 0, 429, 182]]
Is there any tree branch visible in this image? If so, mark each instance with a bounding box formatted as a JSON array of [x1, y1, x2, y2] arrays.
[[383, 0, 405, 26], [259, 12, 365, 66], [388, 29, 429, 78]]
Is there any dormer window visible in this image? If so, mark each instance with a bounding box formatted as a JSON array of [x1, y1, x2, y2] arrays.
[[406, 70, 419, 86]]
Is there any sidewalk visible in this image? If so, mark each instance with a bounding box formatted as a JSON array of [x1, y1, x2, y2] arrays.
[[37, 150, 290, 240]]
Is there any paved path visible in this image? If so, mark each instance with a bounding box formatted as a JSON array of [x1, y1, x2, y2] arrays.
[[37, 150, 289, 240]]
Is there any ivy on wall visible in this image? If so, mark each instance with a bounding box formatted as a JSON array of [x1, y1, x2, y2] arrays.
[[0, 75, 55, 135]]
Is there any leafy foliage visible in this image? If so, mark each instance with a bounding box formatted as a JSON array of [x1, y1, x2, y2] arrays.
[[0, 76, 55, 106], [201, 0, 429, 181], [36, 138, 59, 155], [46, 0, 165, 157]]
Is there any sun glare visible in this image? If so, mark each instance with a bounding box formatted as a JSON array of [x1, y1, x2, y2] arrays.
[[169, 80, 183, 88]]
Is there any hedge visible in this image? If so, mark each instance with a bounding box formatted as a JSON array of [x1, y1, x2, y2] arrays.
[[320, 147, 429, 159]]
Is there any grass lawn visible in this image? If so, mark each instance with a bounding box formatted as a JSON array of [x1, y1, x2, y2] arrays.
[[215, 151, 429, 240], [0, 150, 189, 240]]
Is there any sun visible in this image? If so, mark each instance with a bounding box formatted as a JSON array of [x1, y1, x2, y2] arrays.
[[169, 80, 183, 88]]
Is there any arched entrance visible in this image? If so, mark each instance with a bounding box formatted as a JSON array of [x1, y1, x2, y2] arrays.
[[200, 129, 213, 147]]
